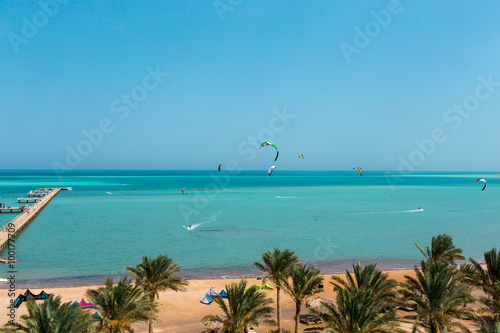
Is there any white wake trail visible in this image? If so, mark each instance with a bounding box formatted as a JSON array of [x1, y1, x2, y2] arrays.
[[360, 208, 424, 215], [183, 210, 223, 231]]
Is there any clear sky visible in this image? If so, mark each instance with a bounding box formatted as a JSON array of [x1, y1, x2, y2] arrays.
[[1, 1, 499, 171]]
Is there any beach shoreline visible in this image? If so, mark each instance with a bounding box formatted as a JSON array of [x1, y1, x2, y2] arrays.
[[0, 268, 414, 331], [0, 267, 484, 332], [0, 257, 425, 289]]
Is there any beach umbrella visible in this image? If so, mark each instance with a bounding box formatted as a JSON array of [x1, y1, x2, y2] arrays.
[[306, 296, 335, 312]]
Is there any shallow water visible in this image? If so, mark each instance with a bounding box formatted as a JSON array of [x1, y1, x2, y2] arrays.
[[0, 170, 498, 286]]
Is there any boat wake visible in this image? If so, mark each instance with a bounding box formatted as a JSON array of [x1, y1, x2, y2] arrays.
[[360, 209, 424, 215], [183, 210, 222, 231], [275, 196, 297, 199]]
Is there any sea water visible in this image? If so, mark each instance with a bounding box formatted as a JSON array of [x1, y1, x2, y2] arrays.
[[0, 170, 498, 286]]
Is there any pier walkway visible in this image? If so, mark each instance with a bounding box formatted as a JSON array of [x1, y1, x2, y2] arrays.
[[0, 188, 61, 251], [17, 198, 41, 203], [0, 206, 29, 213]]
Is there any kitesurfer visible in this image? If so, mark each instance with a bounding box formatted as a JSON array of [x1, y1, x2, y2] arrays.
[[259, 141, 279, 161], [268, 165, 277, 177]]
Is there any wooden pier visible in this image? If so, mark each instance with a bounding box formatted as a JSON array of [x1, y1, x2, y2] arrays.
[[0, 206, 28, 213], [17, 197, 41, 203], [27, 192, 46, 197], [0, 188, 61, 251]]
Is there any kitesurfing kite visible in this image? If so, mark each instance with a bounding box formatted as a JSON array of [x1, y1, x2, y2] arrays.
[[353, 166, 363, 176], [268, 165, 276, 177], [218, 164, 221, 172], [259, 141, 279, 161], [477, 178, 487, 191], [298, 154, 304, 159]]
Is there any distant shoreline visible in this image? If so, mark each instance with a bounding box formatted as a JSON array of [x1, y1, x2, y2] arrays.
[[1, 255, 488, 289]]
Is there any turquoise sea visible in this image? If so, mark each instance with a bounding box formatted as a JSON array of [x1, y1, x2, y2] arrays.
[[0, 170, 499, 287]]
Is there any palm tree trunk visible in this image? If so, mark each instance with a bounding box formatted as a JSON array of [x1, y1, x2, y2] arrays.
[[149, 294, 155, 333], [277, 286, 281, 332], [294, 302, 301, 333]]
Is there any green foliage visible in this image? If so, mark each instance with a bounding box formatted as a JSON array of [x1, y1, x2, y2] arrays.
[[310, 263, 403, 333], [254, 248, 298, 333], [126, 254, 187, 332], [283, 263, 323, 333], [126, 254, 188, 301], [465, 249, 500, 324], [0, 295, 96, 333], [479, 322, 500, 333], [201, 280, 276, 333], [401, 262, 476, 333], [331, 262, 399, 308], [86, 277, 158, 332], [414, 234, 465, 267], [283, 264, 323, 308], [253, 249, 299, 289], [315, 287, 403, 333]]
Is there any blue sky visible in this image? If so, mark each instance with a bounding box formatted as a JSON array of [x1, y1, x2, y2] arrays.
[[1, 0, 499, 171]]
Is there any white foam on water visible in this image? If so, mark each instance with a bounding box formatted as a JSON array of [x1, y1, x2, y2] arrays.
[[183, 210, 222, 231], [360, 208, 424, 215]]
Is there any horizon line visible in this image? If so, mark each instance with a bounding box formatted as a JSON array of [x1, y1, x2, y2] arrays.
[[0, 169, 498, 173]]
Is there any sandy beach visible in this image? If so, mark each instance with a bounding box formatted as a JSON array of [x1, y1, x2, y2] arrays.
[[0, 268, 485, 332]]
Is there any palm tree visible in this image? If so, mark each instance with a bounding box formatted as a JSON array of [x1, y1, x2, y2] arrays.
[[414, 234, 465, 266], [479, 282, 500, 327], [482, 283, 500, 326], [310, 286, 404, 333], [0, 295, 96, 332], [126, 254, 188, 333], [480, 322, 500, 333], [331, 262, 399, 308], [461, 249, 500, 325], [86, 277, 158, 333], [400, 262, 477, 333], [468, 248, 500, 293], [310, 262, 402, 333], [253, 248, 298, 332], [200, 280, 275, 333], [282, 263, 323, 333]]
